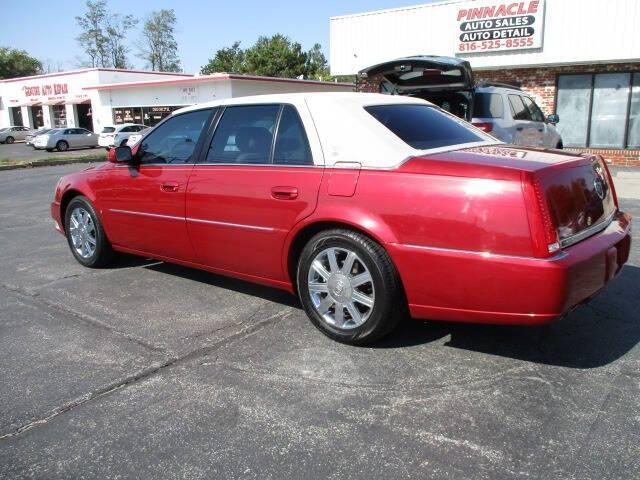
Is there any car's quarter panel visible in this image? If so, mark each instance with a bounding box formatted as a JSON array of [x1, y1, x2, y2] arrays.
[[186, 165, 324, 281], [91, 164, 197, 262]]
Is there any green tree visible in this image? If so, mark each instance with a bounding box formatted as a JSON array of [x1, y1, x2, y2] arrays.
[[106, 14, 138, 68], [243, 34, 307, 78], [75, 0, 109, 67], [139, 9, 181, 72], [200, 41, 245, 74], [76, 0, 138, 68], [0, 47, 42, 79], [305, 43, 329, 80]]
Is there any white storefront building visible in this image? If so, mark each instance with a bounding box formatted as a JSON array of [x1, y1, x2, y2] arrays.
[[0, 68, 353, 132], [330, 0, 640, 165]]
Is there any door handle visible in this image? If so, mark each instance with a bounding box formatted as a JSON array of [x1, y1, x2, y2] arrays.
[[538, 128, 544, 132], [271, 186, 298, 200], [516, 126, 524, 131], [160, 182, 179, 193]]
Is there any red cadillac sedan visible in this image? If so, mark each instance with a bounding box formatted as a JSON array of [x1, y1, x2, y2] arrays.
[[50, 93, 631, 344]]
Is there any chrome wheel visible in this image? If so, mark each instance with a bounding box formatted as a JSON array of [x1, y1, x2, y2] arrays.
[[307, 247, 375, 330], [68, 207, 97, 259]]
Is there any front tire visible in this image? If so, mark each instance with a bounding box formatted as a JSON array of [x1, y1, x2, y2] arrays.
[[5, 136, 14, 144], [56, 140, 69, 152], [65, 196, 114, 268], [297, 229, 405, 345]]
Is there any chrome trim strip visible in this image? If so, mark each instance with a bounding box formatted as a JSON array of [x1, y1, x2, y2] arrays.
[[186, 217, 275, 232], [559, 210, 616, 249], [394, 242, 568, 262], [109, 208, 275, 232], [109, 208, 184, 221], [193, 162, 323, 168]]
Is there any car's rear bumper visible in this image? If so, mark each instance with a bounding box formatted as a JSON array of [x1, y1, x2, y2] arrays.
[[388, 211, 632, 325]]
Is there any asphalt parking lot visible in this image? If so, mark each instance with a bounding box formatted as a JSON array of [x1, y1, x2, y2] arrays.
[[0, 141, 105, 163], [0, 163, 639, 479]]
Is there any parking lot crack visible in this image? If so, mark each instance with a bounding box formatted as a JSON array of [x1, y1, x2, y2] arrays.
[[0, 305, 290, 440], [1, 283, 168, 354]]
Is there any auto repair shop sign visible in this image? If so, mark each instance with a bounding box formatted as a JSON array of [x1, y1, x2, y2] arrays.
[[456, 0, 545, 54]]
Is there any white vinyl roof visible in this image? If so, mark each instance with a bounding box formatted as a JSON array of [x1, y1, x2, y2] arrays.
[[175, 92, 498, 168]]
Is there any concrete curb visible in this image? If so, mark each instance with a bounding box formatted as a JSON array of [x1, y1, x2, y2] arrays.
[[0, 156, 106, 171]]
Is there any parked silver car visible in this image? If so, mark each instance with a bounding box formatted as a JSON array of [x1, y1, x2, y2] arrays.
[[0, 126, 30, 144], [25, 128, 53, 146], [359, 56, 563, 149], [33, 128, 99, 152]]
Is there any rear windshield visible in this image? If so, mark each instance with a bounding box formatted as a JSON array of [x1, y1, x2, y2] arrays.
[[101, 127, 116, 133], [365, 104, 487, 150], [474, 93, 504, 118]]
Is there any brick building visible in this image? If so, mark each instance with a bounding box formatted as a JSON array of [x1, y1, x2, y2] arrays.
[[330, 0, 640, 166]]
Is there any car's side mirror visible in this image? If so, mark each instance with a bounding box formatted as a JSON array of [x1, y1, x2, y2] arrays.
[[109, 146, 134, 163], [547, 114, 559, 125]]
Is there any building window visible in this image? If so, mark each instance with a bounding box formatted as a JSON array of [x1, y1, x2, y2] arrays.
[[556, 72, 638, 149], [628, 74, 640, 148], [52, 105, 67, 128]]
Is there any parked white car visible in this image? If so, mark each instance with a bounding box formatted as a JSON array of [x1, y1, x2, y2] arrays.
[[98, 124, 147, 149]]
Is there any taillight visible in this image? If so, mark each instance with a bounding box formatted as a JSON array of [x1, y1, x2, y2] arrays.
[[472, 122, 493, 132], [521, 172, 560, 257]]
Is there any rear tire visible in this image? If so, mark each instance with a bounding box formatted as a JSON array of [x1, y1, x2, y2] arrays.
[[56, 140, 69, 152], [5, 136, 14, 144], [556, 141, 563, 149], [64, 196, 114, 268], [297, 229, 405, 345]]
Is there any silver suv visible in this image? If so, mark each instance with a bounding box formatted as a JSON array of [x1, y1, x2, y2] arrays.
[[359, 56, 563, 149], [471, 83, 562, 149]]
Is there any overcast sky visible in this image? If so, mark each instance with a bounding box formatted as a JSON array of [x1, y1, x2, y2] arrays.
[[1, 0, 432, 73]]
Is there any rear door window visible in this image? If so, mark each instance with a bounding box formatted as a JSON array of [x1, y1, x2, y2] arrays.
[[365, 104, 487, 150], [206, 105, 279, 164], [474, 93, 504, 118], [273, 105, 313, 165], [508, 95, 532, 121]]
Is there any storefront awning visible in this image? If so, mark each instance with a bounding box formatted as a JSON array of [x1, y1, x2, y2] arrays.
[[43, 100, 65, 106]]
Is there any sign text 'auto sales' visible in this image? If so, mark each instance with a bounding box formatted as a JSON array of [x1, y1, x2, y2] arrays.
[[456, 0, 545, 54]]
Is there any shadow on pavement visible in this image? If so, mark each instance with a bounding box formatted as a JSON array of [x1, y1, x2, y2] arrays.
[[142, 260, 639, 369], [380, 265, 640, 369]]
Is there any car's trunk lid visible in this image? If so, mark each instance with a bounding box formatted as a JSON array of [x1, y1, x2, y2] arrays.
[[358, 56, 474, 94]]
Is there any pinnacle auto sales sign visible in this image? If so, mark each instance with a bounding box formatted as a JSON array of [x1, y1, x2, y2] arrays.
[[456, 0, 545, 54]]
